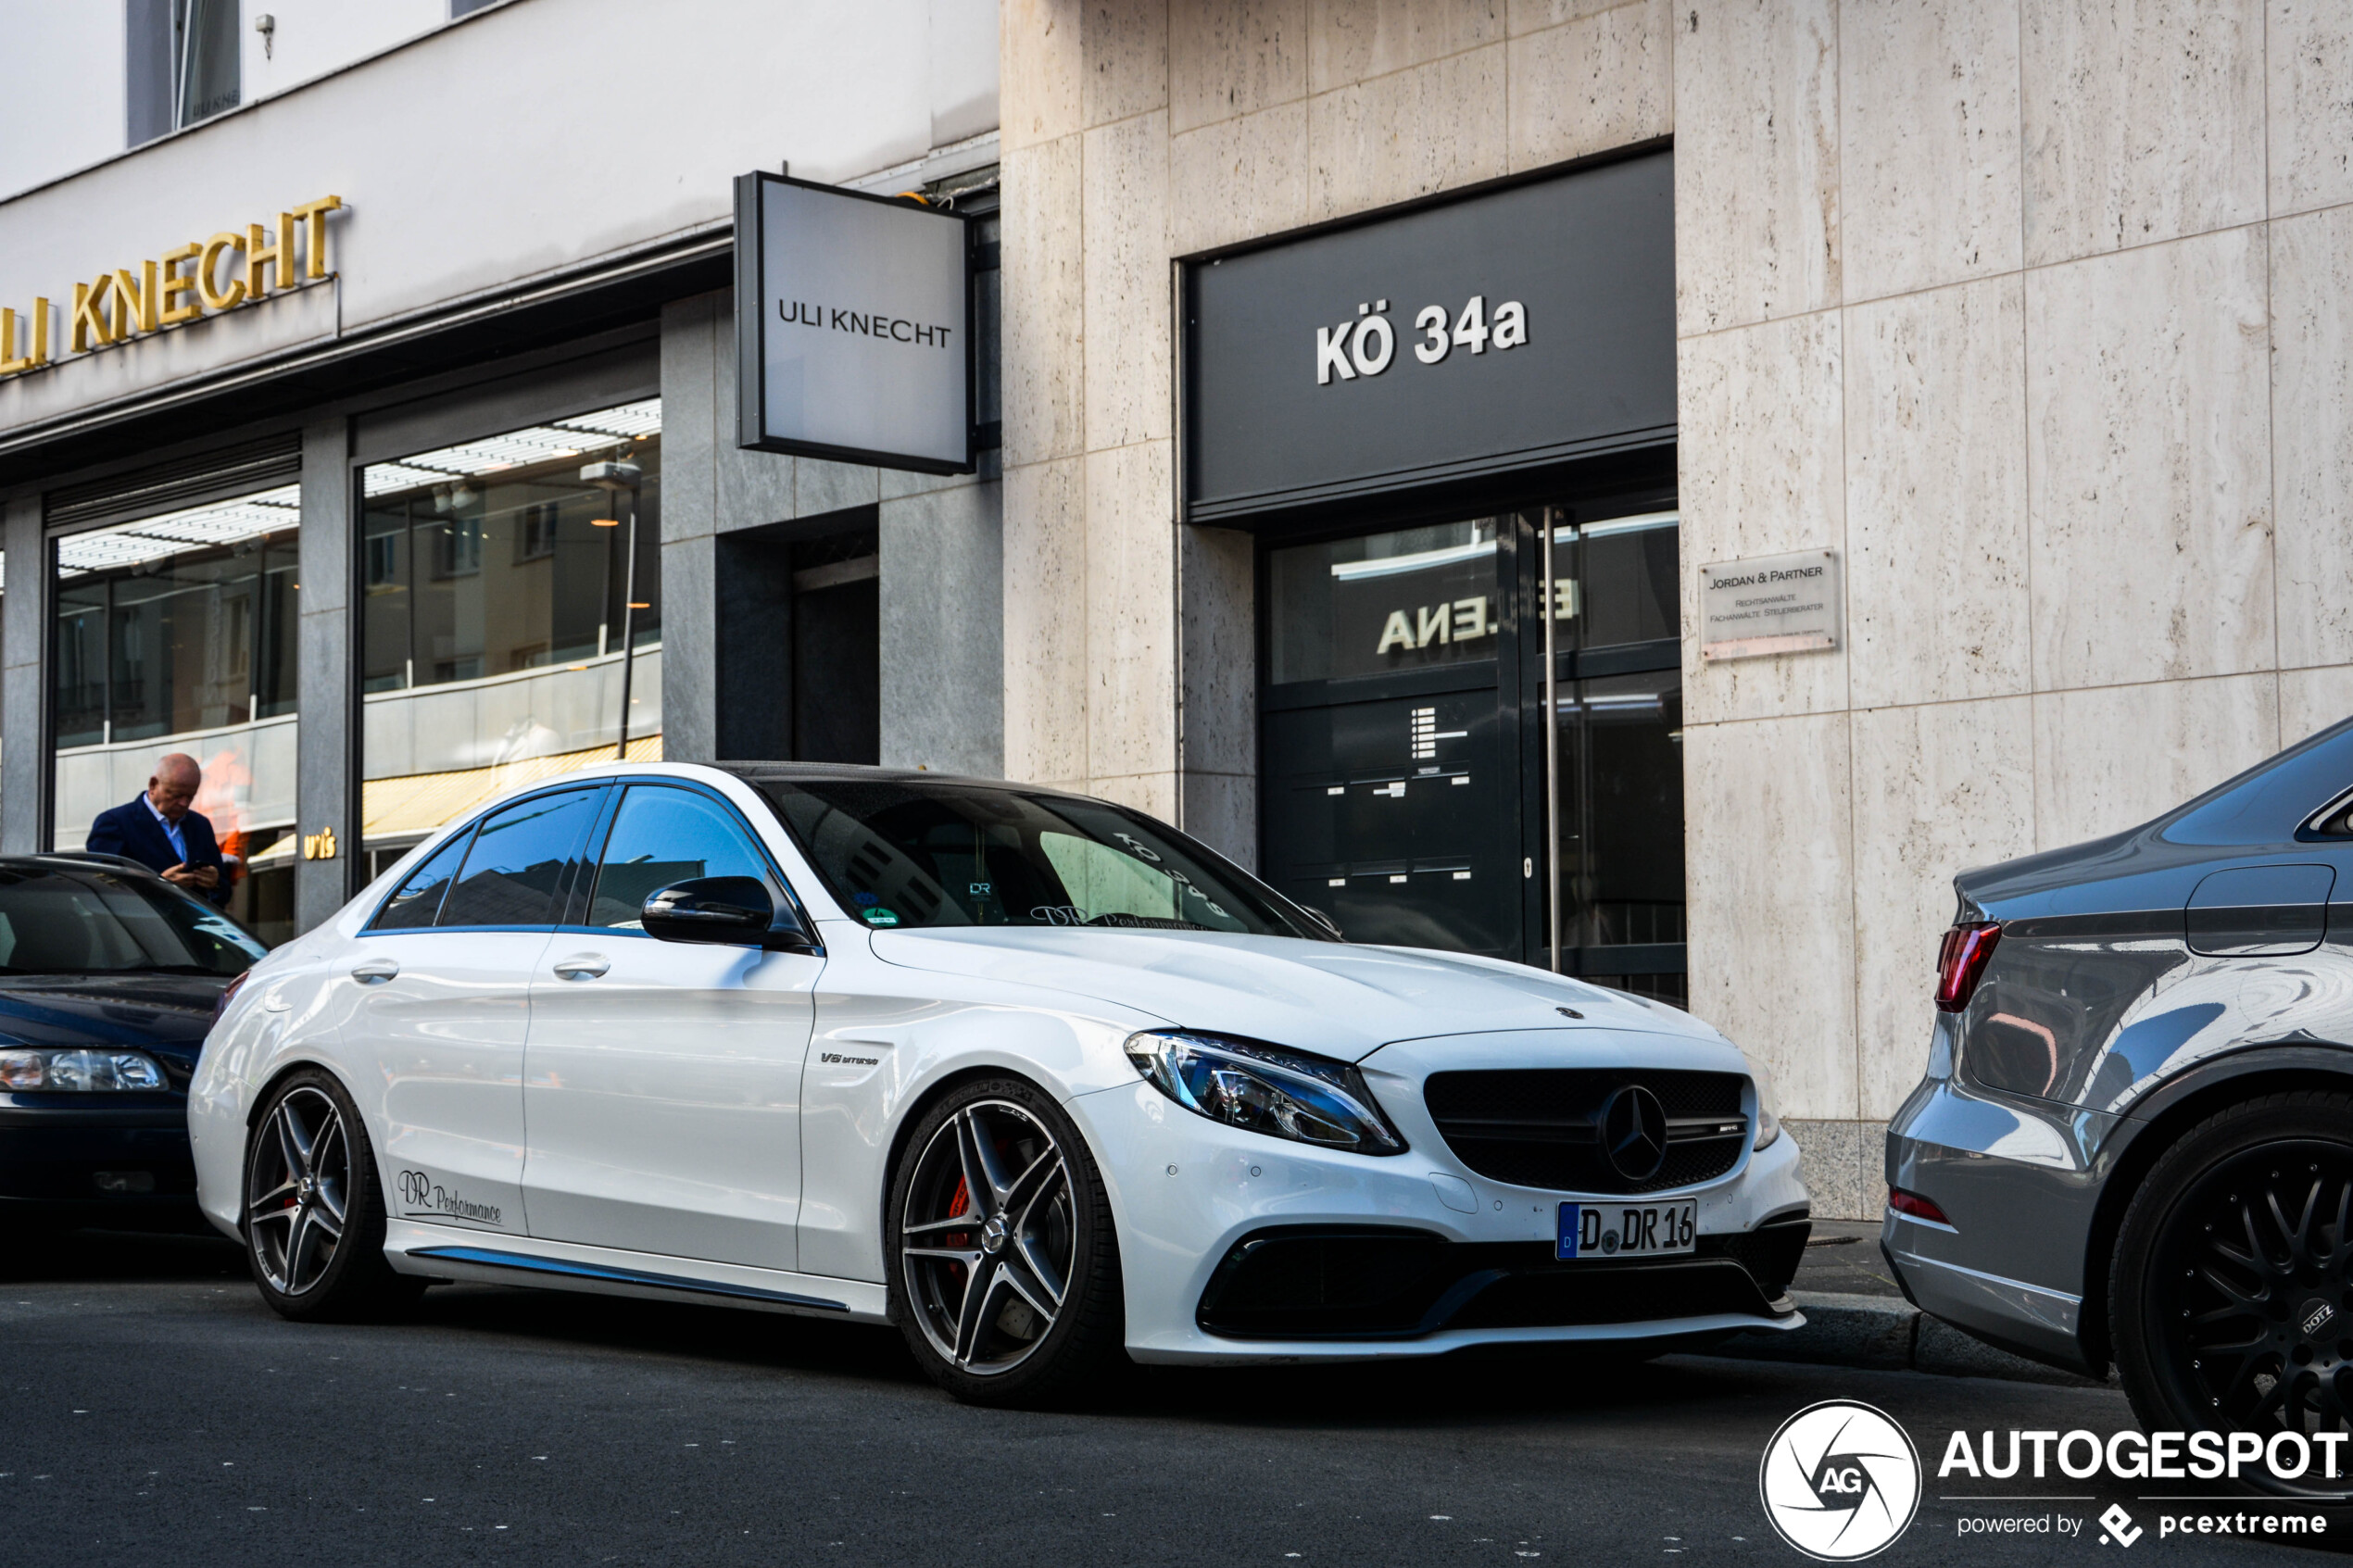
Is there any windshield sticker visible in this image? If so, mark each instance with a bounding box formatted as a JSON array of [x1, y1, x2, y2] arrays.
[[1031, 905, 1089, 925], [861, 908, 900, 926], [852, 892, 880, 907]]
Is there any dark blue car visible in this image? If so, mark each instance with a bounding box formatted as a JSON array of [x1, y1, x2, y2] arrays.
[[0, 854, 267, 1231]]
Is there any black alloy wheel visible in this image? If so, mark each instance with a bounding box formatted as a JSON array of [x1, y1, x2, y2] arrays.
[[243, 1068, 422, 1322], [887, 1077, 1126, 1407], [2112, 1091, 2353, 1496]]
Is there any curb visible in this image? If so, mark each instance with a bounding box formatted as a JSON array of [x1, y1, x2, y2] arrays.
[[1712, 1291, 2115, 1389]]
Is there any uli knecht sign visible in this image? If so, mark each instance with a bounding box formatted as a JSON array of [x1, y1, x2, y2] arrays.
[[734, 171, 975, 475]]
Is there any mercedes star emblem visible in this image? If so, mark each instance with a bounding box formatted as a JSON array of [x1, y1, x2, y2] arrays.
[[1600, 1084, 1667, 1183]]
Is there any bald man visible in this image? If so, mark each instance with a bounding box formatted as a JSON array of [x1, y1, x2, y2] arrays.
[[85, 753, 232, 907]]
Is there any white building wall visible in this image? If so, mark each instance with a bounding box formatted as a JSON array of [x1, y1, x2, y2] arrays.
[[0, 0, 1000, 433], [0, 4, 128, 204]]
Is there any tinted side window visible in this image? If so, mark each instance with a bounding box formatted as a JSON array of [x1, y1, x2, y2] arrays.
[[368, 829, 475, 931], [437, 788, 602, 928], [588, 786, 777, 929]]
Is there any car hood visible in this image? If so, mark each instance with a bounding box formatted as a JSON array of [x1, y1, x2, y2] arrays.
[[865, 927, 1726, 1061], [0, 972, 230, 1060]]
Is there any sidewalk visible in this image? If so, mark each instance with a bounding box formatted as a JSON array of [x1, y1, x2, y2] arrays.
[[1714, 1220, 2115, 1389]]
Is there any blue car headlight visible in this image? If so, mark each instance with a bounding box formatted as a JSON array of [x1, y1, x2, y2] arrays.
[[0, 1048, 168, 1091], [1123, 1029, 1405, 1155]]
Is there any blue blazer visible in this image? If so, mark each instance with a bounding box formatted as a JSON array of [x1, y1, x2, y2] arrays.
[[86, 796, 232, 907]]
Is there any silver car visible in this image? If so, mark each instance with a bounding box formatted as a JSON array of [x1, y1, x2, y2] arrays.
[[1885, 721, 2353, 1468]]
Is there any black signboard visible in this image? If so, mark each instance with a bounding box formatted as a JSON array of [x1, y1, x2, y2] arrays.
[[1182, 149, 1673, 523]]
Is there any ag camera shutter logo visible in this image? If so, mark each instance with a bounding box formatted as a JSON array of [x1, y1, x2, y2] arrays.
[[1758, 1400, 1921, 1561]]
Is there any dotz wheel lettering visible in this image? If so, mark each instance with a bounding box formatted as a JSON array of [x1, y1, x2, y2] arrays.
[[2154, 1143, 2353, 1444], [245, 1085, 350, 1297], [900, 1099, 1075, 1376]]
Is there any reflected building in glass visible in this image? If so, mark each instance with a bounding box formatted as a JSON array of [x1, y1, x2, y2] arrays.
[[356, 399, 662, 883], [49, 486, 302, 944]]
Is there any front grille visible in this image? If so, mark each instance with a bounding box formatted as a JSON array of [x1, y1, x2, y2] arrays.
[[1195, 1224, 1802, 1339], [1422, 1069, 1749, 1194]]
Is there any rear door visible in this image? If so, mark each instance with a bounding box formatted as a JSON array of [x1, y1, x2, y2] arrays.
[[343, 784, 606, 1239], [522, 782, 821, 1271]]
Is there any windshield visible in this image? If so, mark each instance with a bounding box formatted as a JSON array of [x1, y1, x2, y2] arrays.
[[753, 778, 1329, 939], [0, 863, 269, 975]]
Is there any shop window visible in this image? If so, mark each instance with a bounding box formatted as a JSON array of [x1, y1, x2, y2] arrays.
[[357, 398, 661, 876], [49, 483, 302, 947]]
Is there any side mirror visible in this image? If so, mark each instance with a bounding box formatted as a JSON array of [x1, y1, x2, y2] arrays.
[[641, 876, 774, 947]]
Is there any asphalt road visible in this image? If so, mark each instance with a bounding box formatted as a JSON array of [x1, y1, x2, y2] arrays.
[[4, 1229, 2343, 1567]]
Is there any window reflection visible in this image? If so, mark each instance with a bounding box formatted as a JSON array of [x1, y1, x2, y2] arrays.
[[357, 399, 662, 882], [1267, 518, 1502, 684], [49, 485, 301, 944]]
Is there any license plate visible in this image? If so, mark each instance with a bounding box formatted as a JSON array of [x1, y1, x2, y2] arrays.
[[1557, 1199, 1697, 1261]]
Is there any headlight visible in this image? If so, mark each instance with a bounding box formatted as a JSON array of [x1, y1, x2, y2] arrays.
[[1748, 1057, 1781, 1149], [1123, 1030, 1405, 1155], [0, 1048, 169, 1092]]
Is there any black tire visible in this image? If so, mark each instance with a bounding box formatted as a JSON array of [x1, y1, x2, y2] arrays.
[[886, 1076, 1126, 1408], [243, 1067, 424, 1322], [2110, 1090, 2353, 1496]]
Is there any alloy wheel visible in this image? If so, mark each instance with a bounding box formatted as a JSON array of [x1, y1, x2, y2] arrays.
[[246, 1085, 350, 1297], [900, 1099, 1074, 1376], [2154, 1141, 2353, 1441]]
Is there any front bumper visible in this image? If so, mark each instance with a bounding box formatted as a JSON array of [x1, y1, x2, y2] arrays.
[[1881, 1050, 2108, 1375], [0, 1099, 201, 1224], [1066, 1077, 1811, 1365]]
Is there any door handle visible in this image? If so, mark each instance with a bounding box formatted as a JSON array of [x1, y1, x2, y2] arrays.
[[349, 958, 399, 985], [552, 954, 610, 981]]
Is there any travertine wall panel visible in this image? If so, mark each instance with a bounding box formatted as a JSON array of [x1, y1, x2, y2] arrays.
[[1850, 696, 2035, 1120], [1838, 0, 2020, 299], [1685, 711, 1858, 1120], [1001, 137, 1087, 466], [1505, 0, 1671, 173], [2271, 205, 2353, 671], [1083, 440, 1179, 782], [2268, 0, 2353, 217], [2020, 0, 2265, 266], [1309, 0, 1502, 91], [1170, 0, 1308, 132], [1678, 310, 1848, 724], [1003, 0, 1084, 150], [1843, 276, 2029, 709], [2024, 229, 2273, 691], [1081, 111, 1174, 448], [2029, 675, 2281, 851], [1305, 43, 1508, 220], [1086, 0, 1170, 125], [1169, 102, 1310, 254], [1002, 456, 1090, 784], [1672, 0, 1840, 332]]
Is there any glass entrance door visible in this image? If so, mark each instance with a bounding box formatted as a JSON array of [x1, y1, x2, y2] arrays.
[[1260, 519, 1523, 958], [1531, 500, 1686, 1002], [1256, 479, 1684, 994]]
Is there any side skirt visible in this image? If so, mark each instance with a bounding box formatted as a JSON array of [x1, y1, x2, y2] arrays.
[[384, 1219, 890, 1323]]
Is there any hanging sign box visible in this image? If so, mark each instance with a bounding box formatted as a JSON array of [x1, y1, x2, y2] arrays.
[[733, 171, 975, 475], [1698, 549, 1842, 661]]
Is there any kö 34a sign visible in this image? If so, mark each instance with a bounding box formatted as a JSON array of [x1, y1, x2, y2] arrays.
[[0, 194, 344, 378]]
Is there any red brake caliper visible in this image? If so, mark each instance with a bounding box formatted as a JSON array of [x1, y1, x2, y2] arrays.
[[943, 1175, 972, 1285]]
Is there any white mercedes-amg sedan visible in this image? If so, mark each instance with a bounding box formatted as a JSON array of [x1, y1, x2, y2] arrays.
[[192, 762, 1809, 1405]]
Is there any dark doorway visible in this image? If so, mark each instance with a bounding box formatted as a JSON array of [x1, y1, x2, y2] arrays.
[[1256, 460, 1685, 997], [713, 515, 878, 765]]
